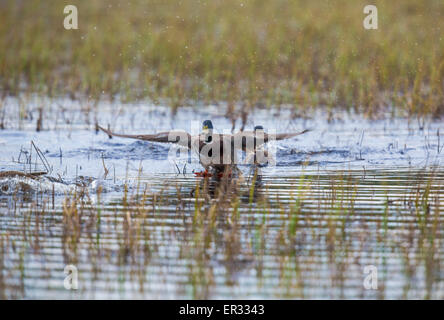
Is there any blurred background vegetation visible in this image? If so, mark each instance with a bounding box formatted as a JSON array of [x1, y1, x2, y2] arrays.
[[1, 0, 444, 117]]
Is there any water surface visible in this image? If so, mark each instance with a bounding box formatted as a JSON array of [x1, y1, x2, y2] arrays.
[[0, 97, 443, 299]]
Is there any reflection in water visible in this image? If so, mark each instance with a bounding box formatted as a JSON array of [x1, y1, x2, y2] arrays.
[[197, 166, 263, 202]]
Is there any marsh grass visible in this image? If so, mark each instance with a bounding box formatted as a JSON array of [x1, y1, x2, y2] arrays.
[[1, 0, 444, 117]]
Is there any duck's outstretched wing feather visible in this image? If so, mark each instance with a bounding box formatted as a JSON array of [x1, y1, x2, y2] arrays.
[[98, 125, 192, 148], [232, 129, 310, 151], [272, 129, 311, 141]]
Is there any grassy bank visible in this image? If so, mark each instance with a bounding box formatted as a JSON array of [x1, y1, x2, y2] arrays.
[[1, 0, 444, 117]]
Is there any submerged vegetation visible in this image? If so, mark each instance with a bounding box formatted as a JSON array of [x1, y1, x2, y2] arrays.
[[1, 0, 444, 117]]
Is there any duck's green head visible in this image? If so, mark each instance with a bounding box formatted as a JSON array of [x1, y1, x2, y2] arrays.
[[202, 120, 213, 131]]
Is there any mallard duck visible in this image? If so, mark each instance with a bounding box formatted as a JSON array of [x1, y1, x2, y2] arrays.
[[98, 120, 309, 175]]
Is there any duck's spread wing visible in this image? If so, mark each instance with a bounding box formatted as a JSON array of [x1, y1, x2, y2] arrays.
[[98, 125, 192, 148], [232, 129, 310, 151], [270, 129, 311, 141]]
